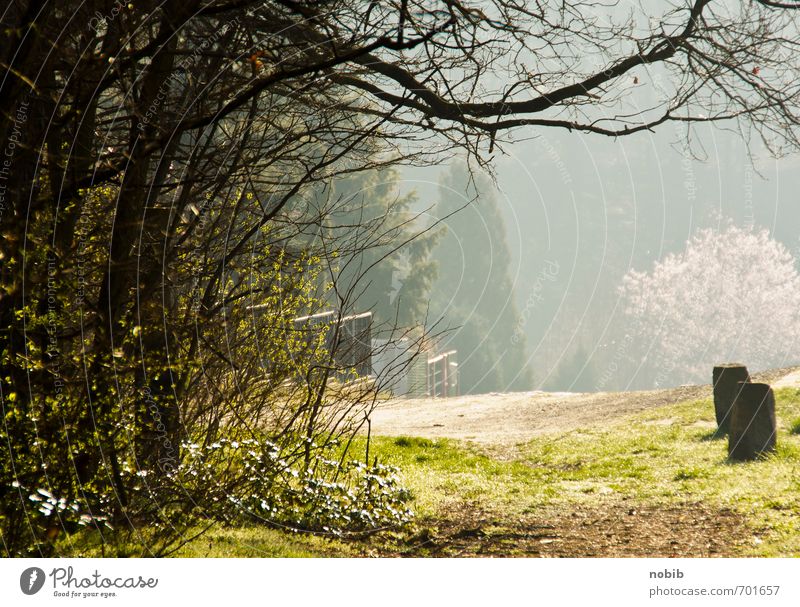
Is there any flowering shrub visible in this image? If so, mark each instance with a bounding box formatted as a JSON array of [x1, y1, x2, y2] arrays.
[[175, 438, 414, 536], [0, 482, 112, 555], [3, 437, 412, 555], [618, 225, 800, 387]]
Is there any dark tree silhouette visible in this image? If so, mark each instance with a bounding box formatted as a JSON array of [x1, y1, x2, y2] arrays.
[[3, 0, 800, 554]]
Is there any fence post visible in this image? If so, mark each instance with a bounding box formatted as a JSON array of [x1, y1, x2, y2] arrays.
[[728, 382, 777, 461], [712, 363, 750, 435]]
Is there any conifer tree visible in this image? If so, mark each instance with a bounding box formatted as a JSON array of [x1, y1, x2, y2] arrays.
[[431, 164, 533, 393]]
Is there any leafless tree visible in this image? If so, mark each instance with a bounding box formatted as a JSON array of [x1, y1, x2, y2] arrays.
[[2, 0, 800, 554]]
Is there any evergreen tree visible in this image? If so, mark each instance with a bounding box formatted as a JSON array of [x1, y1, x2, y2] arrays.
[[542, 344, 600, 392], [431, 163, 533, 393], [325, 169, 440, 328]]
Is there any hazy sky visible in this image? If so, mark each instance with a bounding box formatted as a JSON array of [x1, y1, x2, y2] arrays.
[[401, 122, 800, 390]]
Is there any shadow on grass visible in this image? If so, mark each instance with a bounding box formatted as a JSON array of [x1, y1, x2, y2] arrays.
[[698, 429, 726, 442]]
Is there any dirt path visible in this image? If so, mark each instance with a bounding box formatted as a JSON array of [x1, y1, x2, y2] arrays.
[[363, 367, 799, 557], [365, 500, 754, 557], [370, 367, 799, 444]]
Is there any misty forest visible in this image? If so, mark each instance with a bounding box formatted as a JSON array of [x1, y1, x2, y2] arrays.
[[5, 0, 800, 557]]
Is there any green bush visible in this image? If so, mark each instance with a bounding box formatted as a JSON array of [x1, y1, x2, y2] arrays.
[[177, 438, 413, 535]]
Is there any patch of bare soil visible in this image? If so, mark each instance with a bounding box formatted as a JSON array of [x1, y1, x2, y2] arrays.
[[370, 367, 800, 445], [367, 500, 753, 558]]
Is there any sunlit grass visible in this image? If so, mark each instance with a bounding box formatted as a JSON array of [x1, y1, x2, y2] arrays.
[[58, 521, 353, 558], [170, 526, 351, 557], [367, 387, 800, 557], [58, 387, 800, 556]]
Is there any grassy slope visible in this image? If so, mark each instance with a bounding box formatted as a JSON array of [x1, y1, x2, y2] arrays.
[[64, 388, 800, 556], [372, 388, 800, 556]]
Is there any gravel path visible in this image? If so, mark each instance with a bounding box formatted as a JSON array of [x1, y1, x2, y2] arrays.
[[370, 367, 800, 444]]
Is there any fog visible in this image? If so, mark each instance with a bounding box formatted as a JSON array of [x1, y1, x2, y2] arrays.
[[402, 125, 800, 393]]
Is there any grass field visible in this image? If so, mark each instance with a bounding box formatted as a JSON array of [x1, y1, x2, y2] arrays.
[[64, 388, 800, 557], [362, 387, 800, 557]]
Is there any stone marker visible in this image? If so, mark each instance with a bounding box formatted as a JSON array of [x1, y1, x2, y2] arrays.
[[712, 363, 750, 434], [728, 382, 777, 461]]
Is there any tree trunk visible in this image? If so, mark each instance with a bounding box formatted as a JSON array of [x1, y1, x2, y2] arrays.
[[728, 382, 777, 461], [712, 363, 750, 434]]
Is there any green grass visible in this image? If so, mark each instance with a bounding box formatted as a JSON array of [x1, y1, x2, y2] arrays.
[[57, 522, 353, 558], [170, 526, 351, 557], [58, 387, 800, 556], [364, 387, 800, 557]]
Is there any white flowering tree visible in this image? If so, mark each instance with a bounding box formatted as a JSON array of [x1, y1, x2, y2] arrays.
[[619, 225, 800, 387]]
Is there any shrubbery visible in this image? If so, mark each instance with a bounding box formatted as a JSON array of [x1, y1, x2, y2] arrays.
[[178, 438, 413, 536]]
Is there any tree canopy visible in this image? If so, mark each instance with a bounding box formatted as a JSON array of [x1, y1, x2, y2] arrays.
[[3, 0, 800, 555]]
